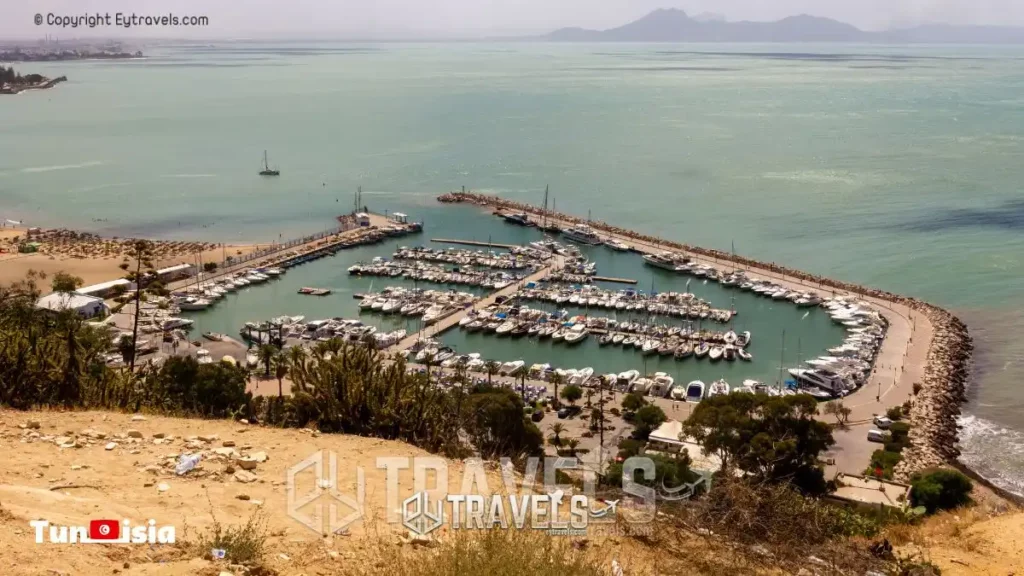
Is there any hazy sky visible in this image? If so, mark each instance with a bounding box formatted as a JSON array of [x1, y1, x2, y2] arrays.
[[5, 0, 1023, 39]]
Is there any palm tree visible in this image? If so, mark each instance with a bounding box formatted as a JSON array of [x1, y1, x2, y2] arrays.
[[549, 422, 565, 448], [566, 438, 580, 457], [286, 345, 308, 387], [258, 344, 277, 379], [549, 371, 564, 410], [422, 352, 437, 386], [273, 350, 288, 398], [484, 360, 500, 386]]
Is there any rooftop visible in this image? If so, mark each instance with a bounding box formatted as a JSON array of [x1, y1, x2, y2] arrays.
[[36, 293, 106, 312], [831, 473, 911, 509], [76, 278, 133, 294], [649, 420, 684, 445], [156, 263, 194, 274]]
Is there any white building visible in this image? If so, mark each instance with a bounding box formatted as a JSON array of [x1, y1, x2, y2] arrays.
[[36, 293, 109, 318], [355, 212, 371, 227], [76, 278, 135, 299], [645, 420, 724, 475], [155, 263, 195, 282]]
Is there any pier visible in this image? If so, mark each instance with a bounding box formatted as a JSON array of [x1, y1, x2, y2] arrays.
[[385, 255, 564, 353], [592, 275, 638, 285], [430, 238, 517, 249]]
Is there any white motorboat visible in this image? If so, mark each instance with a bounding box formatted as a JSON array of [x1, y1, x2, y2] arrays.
[[669, 383, 688, 400], [500, 360, 525, 376], [649, 372, 675, 398], [562, 224, 602, 245], [708, 346, 724, 361], [641, 339, 661, 355], [161, 317, 193, 330], [685, 380, 705, 403], [694, 342, 710, 358], [178, 297, 211, 311], [723, 330, 738, 344], [707, 379, 730, 397], [495, 321, 516, 335], [551, 327, 568, 341], [569, 367, 594, 386], [415, 347, 438, 363], [737, 348, 753, 361], [787, 368, 845, 395], [616, 370, 639, 391], [196, 348, 213, 365], [606, 239, 631, 251], [631, 377, 654, 394], [564, 326, 589, 344], [642, 252, 677, 271]]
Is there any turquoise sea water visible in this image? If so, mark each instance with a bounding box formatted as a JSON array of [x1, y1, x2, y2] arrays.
[[1, 42, 1023, 493]]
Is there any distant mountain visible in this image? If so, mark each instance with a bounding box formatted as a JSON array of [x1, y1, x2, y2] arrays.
[[542, 8, 1024, 43], [692, 13, 726, 23]]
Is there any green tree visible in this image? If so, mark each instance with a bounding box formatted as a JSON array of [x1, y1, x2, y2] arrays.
[[462, 387, 543, 458], [549, 371, 564, 409], [126, 240, 155, 372], [484, 360, 500, 386], [560, 384, 583, 406], [621, 391, 646, 413], [633, 404, 667, 440], [50, 271, 83, 296], [257, 344, 277, 379], [549, 422, 566, 447], [683, 392, 835, 495], [910, 469, 973, 514], [823, 400, 852, 427], [273, 350, 288, 398]]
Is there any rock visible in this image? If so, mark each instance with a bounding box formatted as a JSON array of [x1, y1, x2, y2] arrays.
[[144, 465, 162, 475], [222, 440, 236, 447], [54, 436, 73, 446], [233, 470, 257, 484], [157, 482, 170, 492], [219, 572, 234, 576], [236, 494, 251, 501], [71, 465, 86, 471], [143, 481, 154, 488], [214, 447, 237, 457], [126, 430, 143, 439], [131, 415, 146, 421], [153, 432, 166, 439], [224, 465, 236, 474], [26, 420, 41, 429], [198, 434, 219, 442], [278, 553, 290, 561], [236, 457, 259, 470], [105, 442, 117, 451], [248, 451, 268, 463], [239, 419, 249, 425]]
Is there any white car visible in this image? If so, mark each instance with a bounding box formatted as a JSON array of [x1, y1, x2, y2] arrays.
[[872, 415, 893, 429]]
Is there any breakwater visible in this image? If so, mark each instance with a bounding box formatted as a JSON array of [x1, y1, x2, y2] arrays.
[[439, 190, 973, 481]]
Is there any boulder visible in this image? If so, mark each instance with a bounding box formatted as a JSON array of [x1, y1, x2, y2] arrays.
[[233, 470, 257, 483]]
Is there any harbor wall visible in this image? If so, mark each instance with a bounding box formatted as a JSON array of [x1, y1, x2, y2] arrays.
[[437, 191, 972, 481]]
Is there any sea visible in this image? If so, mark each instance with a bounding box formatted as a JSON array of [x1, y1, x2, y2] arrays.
[[1, 42, 1022, 495]]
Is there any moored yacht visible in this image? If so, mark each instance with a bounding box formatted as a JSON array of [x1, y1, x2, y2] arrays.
[[685, 380, 705, 403], [562, 224, 602, 245]]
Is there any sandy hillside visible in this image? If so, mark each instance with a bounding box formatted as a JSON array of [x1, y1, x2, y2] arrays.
[[0, 409, 525, 575]]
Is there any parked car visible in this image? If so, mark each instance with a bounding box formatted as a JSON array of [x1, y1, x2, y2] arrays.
[[867, 429, 889, 443], [873, 415, 893, 429]]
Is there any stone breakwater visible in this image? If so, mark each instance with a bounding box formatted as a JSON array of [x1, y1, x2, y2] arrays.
[[439, 191, 973, 479]]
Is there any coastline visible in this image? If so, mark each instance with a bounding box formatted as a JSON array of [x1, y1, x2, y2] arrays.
[[438, 191, 972, 482], [0, 75, 66, 95]]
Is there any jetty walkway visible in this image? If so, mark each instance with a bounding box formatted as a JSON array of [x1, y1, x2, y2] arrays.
[[386, 255, 564, 354]]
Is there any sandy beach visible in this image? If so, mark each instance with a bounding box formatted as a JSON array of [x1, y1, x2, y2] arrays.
[[0, 224, 257, 293]]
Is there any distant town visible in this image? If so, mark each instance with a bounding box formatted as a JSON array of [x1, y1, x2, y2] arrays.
[[0, 48, 142, 62], [0, 65, 66, 94]]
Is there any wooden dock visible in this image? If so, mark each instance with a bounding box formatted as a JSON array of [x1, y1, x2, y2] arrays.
[[592, 275, 638, 285], [431, 238, 517, 249]]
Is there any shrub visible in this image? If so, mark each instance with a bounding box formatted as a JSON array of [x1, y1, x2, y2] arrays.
[[889, 421, 911, 442], [191, 512, 267, 564], [203, 262, 218, 272], [886, 406, 903, 421], [866, 449, 902, 479], [912, 382, 922, 395], [910, 468, 973, 514]]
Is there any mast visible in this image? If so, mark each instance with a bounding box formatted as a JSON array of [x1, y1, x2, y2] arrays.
[[263, 150, 269, 171], [777, 329, 786, 387], [542, 185, 549, 229]]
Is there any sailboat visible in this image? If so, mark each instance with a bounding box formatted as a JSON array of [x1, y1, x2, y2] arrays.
[[259, 150, 280, 176], [539, 186, 562, 234]]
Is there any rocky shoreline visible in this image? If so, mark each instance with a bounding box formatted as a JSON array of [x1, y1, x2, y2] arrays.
[[438, 190, 972, 480]]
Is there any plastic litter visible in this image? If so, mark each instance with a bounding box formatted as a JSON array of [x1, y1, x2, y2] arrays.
[[175, 453, 201, 475]]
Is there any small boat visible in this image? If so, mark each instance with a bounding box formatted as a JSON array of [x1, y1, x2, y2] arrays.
[[657, 341, 676, 356], [598, 333, 614, 346], [616, 370, 640, 390], [202, 332, 225, 342], [622, 335, 638, 347], [466, 320, 485, 332], [259, 150, 280, 176], [723, 330, 738, 344], [564, 326, 589, 344], [674, 343, 693, 359], [649, 372, 675, 397], [196, 349, 213, 365], [708, 346, 724, 362], [685, 380, 705, 403], [694, 342, 710, 359], [642, 339, 661, 355], [669, 383, 688, 400], [612, 333, 626, 345], [737, 349, 753, 361], [500, 360, 525, 376], [570, 367, 594, 386], [707, 379, 730, 397]]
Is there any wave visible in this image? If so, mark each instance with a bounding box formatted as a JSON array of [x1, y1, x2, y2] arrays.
[[21, 161, 103, 173], [957, 413, 1024, 497]]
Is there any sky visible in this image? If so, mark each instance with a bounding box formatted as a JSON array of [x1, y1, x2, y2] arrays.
[[4, 0, 1024, 39]]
